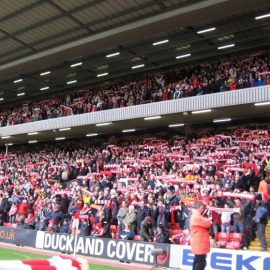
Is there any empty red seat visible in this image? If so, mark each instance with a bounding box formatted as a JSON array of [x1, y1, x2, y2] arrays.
[[225, 233, 242, 249], [216, 232, 230, 248], [133, 235, 141, 241]]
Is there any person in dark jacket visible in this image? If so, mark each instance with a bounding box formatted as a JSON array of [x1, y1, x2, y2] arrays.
[[140, 216, 154, 242], [60, 194, 70, 214], [167, 188, 179, 206], [0, 194, 10, 222], [60, 219, 70, 234], [255, 194, 268, 251], [50, 204, 64, 225], [79, 218, 91, 236], [110, 189, 119, 225], [232, 198, 249, 249], [154, 225, 169, 243], [136, 200, 149, 234], [156, 201, 169, 229]]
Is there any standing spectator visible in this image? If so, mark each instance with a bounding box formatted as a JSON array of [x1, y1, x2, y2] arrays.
[[123, 205, 137, 233], [79, 218, 91, 236], [18, 199, 29, 220], [232, 198, 249, 249], [221, 203, 232, 233], [0, 193, 10, 222], [258, 167, 270, 216], [255, 194, 268, 251], [136, 200, 149, 234], [8, 203, 18, 224], [117, 201, 128, 233], [190, 202, 212, 270]]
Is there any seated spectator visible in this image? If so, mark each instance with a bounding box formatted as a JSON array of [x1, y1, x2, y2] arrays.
[[60, 219, 70, 234], [153, 224, 169, 243], [91, 212, 110, 238], [119, 224, 135, 240]]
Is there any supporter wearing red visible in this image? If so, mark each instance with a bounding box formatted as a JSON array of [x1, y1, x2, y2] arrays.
[[18, 199, 29, 219], [190, 202, 212, 270], [258, 166, 270, 216]]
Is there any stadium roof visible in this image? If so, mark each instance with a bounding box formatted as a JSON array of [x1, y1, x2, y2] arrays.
[[0, 0, 270, 103]]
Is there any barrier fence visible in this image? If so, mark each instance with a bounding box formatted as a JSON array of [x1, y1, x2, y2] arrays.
[[0, 226, 269, 270]]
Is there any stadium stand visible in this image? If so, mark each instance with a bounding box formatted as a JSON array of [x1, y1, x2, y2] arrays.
[[0, 3, 270, 267], [0, 50, 270, 127], [0, 126, 269, 251]]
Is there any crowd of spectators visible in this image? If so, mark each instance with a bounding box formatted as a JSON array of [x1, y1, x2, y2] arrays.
[[0, 126, 269, 250], [1, 50, 270, 127]]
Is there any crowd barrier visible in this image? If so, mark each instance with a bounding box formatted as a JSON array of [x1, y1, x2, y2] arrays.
[[0, 226, 269, 269]]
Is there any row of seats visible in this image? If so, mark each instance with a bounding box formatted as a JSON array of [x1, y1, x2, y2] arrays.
[[216, 232, 242, 249]]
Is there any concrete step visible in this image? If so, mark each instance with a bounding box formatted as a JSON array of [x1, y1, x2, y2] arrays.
[[254, 238, 270, 242], [250, 241, 264, 247], [248, 246, 270, 251]]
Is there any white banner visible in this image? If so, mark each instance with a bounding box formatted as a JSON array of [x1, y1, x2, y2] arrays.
[[169, 245, 270, 270]]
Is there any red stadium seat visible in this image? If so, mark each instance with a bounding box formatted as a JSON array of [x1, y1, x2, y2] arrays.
[[216, 232, 230, 248], [226, 233, 242, 249], [133, 235, 141, 241], [168, 229, 183, 236], [110, 225, 118, 239], [169, 223, 180, 230]]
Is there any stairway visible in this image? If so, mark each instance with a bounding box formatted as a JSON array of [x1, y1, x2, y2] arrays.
[[249, 220, 270, 251]]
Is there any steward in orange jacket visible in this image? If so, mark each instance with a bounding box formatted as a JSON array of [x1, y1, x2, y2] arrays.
[[190, 202, 212, 270]]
